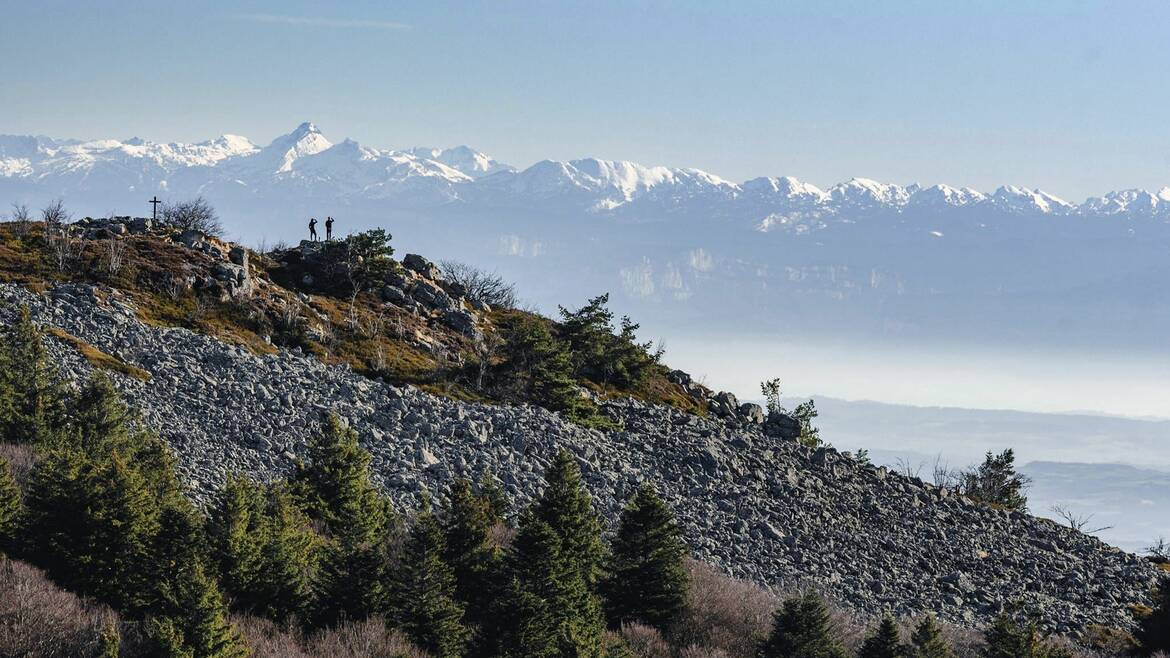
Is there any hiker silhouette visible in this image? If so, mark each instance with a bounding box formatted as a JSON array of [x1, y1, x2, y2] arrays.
[[325, 216, 334, 241], [308, 217, 318, 241]]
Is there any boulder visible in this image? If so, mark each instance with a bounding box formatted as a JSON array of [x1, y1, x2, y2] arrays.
[[442, 309, 479, 337], [739, 402, 765, 425], [764, 411, 801, 440], [403, 253, 442, 280], [229, 246, 249, 268], [381, 285, 407, 305]]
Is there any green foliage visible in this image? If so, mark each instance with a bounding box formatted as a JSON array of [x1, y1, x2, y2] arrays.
[[292, 415, 394, 626], [0, 457, 20, 551], [758, 590, 849, 658], [558, 294, 661, 389], [963, 450, 1030, 512], [441, 479, 502, 626], [343, 228, 395, 289], [758, 378, 823, 448], [907, 615, 954, 658], [983, 612, 1071, 658], [392, 496, 469, 658], [535, 450, 606, 591], [859, 616, 904, 658], [495, 314, 602, 425], [0, 306, 69, 444], [601, 484, 689, 632], [1136, 579, 1170, 656], [99, 622, 121, 658], [761, 378, 783, 415]]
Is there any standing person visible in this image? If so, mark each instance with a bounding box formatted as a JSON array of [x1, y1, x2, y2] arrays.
[[309, 217, 318, 241], [325, 216, 334, 241]]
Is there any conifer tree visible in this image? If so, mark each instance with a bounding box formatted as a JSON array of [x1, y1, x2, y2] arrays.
[[71, 373, 134, 451], [758, 590, 848, 658], [479, 471, 509, 522], [295, 415, 393, 625], [0, 457, 20, 552], [498, 514, 576, 658], [207, 475, 267, 610], [908, 615, 954, 658], [148, 504, 249, 658], [254, 484, 319, 623], [0, 306, 68, 444], [1137, 579, 1170, 655], [393, 496, 469, 658], [535, 449, 606, 588], [601, 483, 688, 631], [859, 616, 904, 658], [983, 612, 1071, 658], [442, 479, 501, 619]]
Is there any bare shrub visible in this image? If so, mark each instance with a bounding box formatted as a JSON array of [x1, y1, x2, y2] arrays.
[[41, 198, 69, 225], [621, 622, 672, 658], [1147, 537, 1170, 562], [231, 614, 312, 658], [1050, 504, 1113, 534], [0, 557, 133, 658], [439, 259, 518, 308], [101, 237, 128, 275], [0, 443, 38, 490], [678, 645, 732, 658], [161, 196, 223, 237], [667, 559, 775, 657], [41, 200, 83, 273], [895, 456, 924, 479], [9, 202, 31, 238], [304, 617, 427, 658], [932, 456, 965, 490]]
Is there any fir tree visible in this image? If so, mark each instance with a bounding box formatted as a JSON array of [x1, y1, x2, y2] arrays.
[[1137, 579, 1170, 655], [963, 450, 1030, 512], [983, 612, 1071, 658], [207, 475, 267, 611], [758, 590, 848, 658], [498, 514, 576, 658], [148, 504, 249, 658], [497, 315, 596, 422], [535, 449, 606, 588], [601, 483, 689, 631], [441, 479, 502, 622], [859, 616, 904, 658], [254, 484, 319, 623], [295, 415, 393, 625], [0, 457, 20, 552], [0, 306, 68, 444], [393, 496, 469, 658], [908, 615, 954, 658], [479, 471, 509, 522], [70, 373, 134, 451]]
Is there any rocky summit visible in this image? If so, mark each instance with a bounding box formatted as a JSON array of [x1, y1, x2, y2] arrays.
[[0, 280, 1157, 635]]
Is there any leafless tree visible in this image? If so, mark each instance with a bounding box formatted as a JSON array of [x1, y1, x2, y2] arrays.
[[102, 237, 128, 275], [1146, 537, 1170, 562], [439, 259, 519, 308], [895, 457, 924, 479], [41, 200, 82, 272], [931, 456, 965, 490], [1050, 504, 1113, 534], [161, 196, 223, 236], [9, 202, 32, 237]]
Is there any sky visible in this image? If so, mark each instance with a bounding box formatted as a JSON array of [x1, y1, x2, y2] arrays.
[[2, 1, 1169, 201]]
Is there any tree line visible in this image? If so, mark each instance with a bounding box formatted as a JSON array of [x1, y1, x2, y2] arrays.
[[1, 307, 1167, 658]]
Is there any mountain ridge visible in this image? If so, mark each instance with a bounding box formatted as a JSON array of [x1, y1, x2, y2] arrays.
[[4, 122, 1170, 221]]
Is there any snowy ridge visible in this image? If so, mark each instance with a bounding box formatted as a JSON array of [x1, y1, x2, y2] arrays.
[[1, 122, 1169, 222]]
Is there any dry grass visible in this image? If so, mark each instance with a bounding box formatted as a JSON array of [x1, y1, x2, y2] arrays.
[[44, 326, 152, 381]]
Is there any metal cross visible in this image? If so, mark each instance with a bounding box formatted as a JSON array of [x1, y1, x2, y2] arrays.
[[149, 196, 162, 220]]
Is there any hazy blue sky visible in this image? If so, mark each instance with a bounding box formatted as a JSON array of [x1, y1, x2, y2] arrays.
[[2, 0, 1168, 199]]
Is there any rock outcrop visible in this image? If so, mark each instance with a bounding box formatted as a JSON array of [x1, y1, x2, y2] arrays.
[[0, 282, 1158, 634]]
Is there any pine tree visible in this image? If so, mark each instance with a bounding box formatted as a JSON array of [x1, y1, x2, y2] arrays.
[[535, 449, 606, 588], [479, 473, 509, 522], [963, 450, 1030, 512], [254, 484, 319, 623], [70, 373, 134, 452], [521, 451, 607, 658], [0, 306, 68, 444], [983, 612, 1071, 658], [393, 496, 469, 658], [859, 616, 904, 658], [441, 479, 501, 620], [908, 615, 954, 658], [0, 457, 20, 552], [207, 475, 267, 611], [601, 483, 689, 631], [148, 504, 249, 658], [758, 590, 848, 658], [294, 415, 393, 625], [497, 315, 596, 421], [498, 514, 576, 658]]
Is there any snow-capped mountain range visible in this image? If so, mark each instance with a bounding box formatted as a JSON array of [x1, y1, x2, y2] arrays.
[[4, 122, 1169, 225]]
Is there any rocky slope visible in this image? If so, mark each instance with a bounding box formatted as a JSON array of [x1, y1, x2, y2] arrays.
[[0, 280, 1158, 636]]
